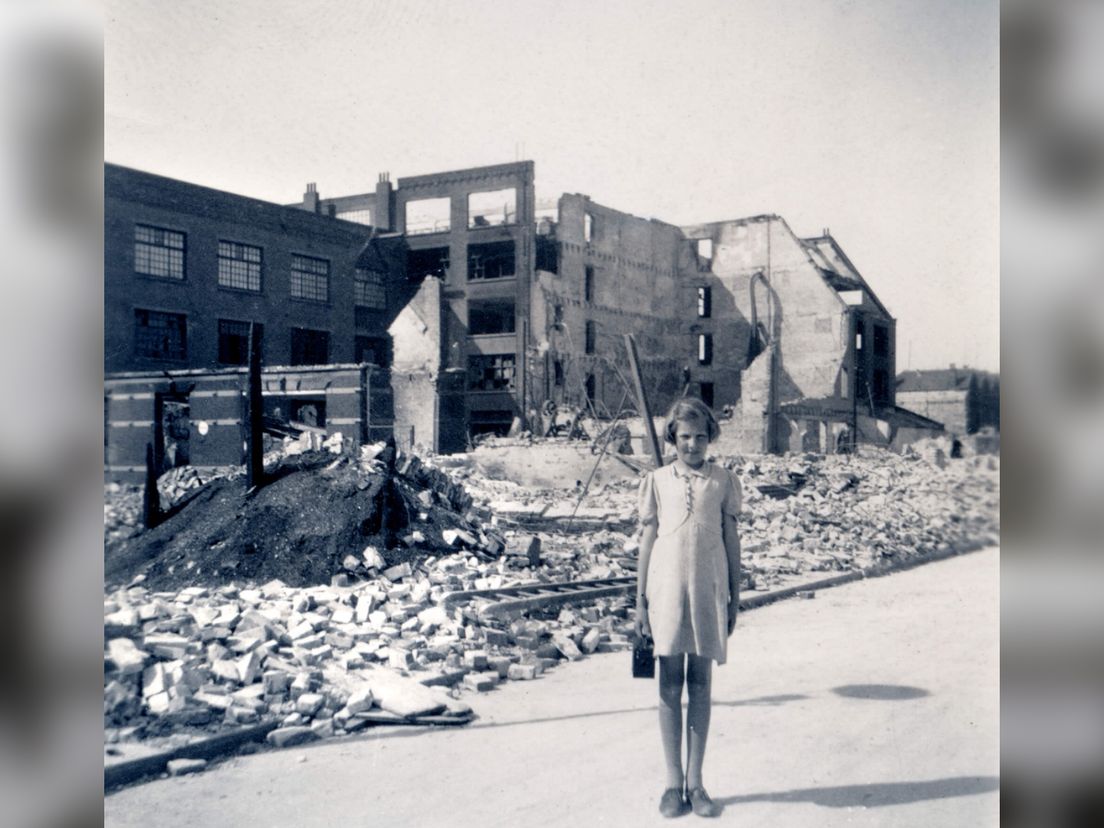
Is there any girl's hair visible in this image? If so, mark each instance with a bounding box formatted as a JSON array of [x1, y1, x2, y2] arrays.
[[662, 396, 721, 444]]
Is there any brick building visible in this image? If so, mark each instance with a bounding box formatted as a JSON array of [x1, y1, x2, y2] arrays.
[[105, 163, 407, 374], [104, 164, 408, 479]]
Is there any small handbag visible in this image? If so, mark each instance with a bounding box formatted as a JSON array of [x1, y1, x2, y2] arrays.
[[632, 634, 656, 679]]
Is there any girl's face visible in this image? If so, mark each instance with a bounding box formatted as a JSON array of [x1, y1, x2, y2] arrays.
[[674, 418, 709, 468]]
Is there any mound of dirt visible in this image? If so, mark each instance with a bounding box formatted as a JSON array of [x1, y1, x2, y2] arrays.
[[104, 451, 486, 592]]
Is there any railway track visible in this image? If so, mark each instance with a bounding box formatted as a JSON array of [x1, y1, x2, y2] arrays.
[[442, 575, 637, 619]]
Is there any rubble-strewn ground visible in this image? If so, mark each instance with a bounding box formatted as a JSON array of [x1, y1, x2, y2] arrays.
[[103, 435, 998, 767]]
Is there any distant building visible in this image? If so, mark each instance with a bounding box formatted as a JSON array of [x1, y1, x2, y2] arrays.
[[896, 367, 1000, 436]]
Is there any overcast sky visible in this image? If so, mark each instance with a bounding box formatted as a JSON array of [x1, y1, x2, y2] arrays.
[[105, 0, 999, 372]]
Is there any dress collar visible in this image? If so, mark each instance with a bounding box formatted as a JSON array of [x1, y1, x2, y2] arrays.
[[671, 459, 710, 479]]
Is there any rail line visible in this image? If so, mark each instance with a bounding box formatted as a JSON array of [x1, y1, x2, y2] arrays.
[[442, 575, 637, 619]]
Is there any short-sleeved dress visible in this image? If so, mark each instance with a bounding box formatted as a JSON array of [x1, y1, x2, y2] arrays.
[[639, 461, 741, 665]]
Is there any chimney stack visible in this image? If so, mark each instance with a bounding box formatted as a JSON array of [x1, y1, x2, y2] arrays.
[[375, 172, 393, 231], [303, 182, 320, 213]]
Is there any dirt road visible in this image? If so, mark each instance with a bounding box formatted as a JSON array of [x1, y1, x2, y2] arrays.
[[105, 547, 999, 827]]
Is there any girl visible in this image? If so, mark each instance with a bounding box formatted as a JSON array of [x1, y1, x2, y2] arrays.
[[635, 397, 742, 818]]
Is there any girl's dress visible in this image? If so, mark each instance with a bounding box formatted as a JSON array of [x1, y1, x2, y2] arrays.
[[639, 461, 741, 665]]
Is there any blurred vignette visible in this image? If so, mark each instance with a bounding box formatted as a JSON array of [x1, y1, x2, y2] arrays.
[[0, 2, 103, 827], [0, 0, 1099, 826], [1003, 1, 1104, 826]]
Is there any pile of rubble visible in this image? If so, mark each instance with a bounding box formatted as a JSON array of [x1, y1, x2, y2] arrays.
[[104, 547, 635, 751]]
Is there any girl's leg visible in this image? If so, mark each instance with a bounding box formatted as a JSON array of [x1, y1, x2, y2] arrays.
[[685, 654, 713, 790], [657, 654, 686, 789]]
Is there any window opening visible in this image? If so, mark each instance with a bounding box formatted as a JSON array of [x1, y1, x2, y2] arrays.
[[468, 298, 516, 335], [467, 240, 515, 280], [468, 354, 516, 391], [697, 286, 712, 318], [584, 266, 595, 302], [405, 197, 451, 235], [585, 321, 596, 354], [354, 268, 387, 309], [290, 327, 329, 365], [698, 333, 713, 366], [135, 224, 185, 280], [135, 309, 186, 360], [467, 188, 517, 228], [407, 247, 449, 281], [217, 241, 262, 292], [290, 254, 329, 302], [218, 319, 261, 365]]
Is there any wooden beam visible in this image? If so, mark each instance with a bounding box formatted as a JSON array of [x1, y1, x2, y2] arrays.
[[624, 334, 664, 468]]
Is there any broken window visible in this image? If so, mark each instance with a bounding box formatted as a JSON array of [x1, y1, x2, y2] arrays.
[[290, 327, 329, 365], [873, 324, 889, 357], [468, 298, 516, 335], [468, 354, 516, 391], [135, 224, 185, 280], [697, 286, 712, 318], [218, 319, 261, 365], [468, 188, 517, 228], [405, 197, 451, 235], [553, 304, 564, 326], [468, 240, 515, 280], [290, 254, 329, 303], [535, 236, 559, 273], [700, 382, 714, 408], [355, 336, 389, 366], [217, 240, 262, 292], [698, 333, 713, 366], [553, 358, 564, 387], [585, 321, 596, 354], [584, 213, 594, 242], [696, 238, 713, 261], [407, 247, 450, 281], [354, 268, 387, 310], [584, 266, 595, 302], [134, 309, 186, 361], [469, 410, 515, 437], [872, 368, 890, 405]]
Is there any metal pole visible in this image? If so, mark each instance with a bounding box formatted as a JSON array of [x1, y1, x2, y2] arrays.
[[246, 322, 264, 488], [624, 334, 664, 468]]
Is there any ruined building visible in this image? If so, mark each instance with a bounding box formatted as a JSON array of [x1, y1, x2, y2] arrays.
[[301, 162, 939, 454], [104, 158, 941, 474]]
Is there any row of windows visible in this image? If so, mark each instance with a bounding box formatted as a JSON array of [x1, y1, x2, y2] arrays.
[[133, 224, 387, 309], [132, 309, 387, 366]]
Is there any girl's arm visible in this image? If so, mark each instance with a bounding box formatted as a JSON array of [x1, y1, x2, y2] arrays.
[[723, 512, 741, 634], [635, 522, 658, 638]]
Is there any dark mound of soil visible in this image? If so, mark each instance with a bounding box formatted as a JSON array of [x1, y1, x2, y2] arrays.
[[104, 455, 460, 592]]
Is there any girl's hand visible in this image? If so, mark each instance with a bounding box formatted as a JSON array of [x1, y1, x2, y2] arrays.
[[634, 604, 652, 640]]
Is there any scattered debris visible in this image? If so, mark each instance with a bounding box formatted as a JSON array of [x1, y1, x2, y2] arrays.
[[104, 438, 998, 762]]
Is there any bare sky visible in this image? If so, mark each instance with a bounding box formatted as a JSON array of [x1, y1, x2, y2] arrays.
[[105, 0, 999, 372]]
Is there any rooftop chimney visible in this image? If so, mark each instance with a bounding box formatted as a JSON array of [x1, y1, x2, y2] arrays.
[[303, 182, 320, 213], [375, 172, 394, 231]]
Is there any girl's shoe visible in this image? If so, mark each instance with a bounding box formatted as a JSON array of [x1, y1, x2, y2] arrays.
[[687, 786, 721, 818], [659, 787, 689, 818]]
